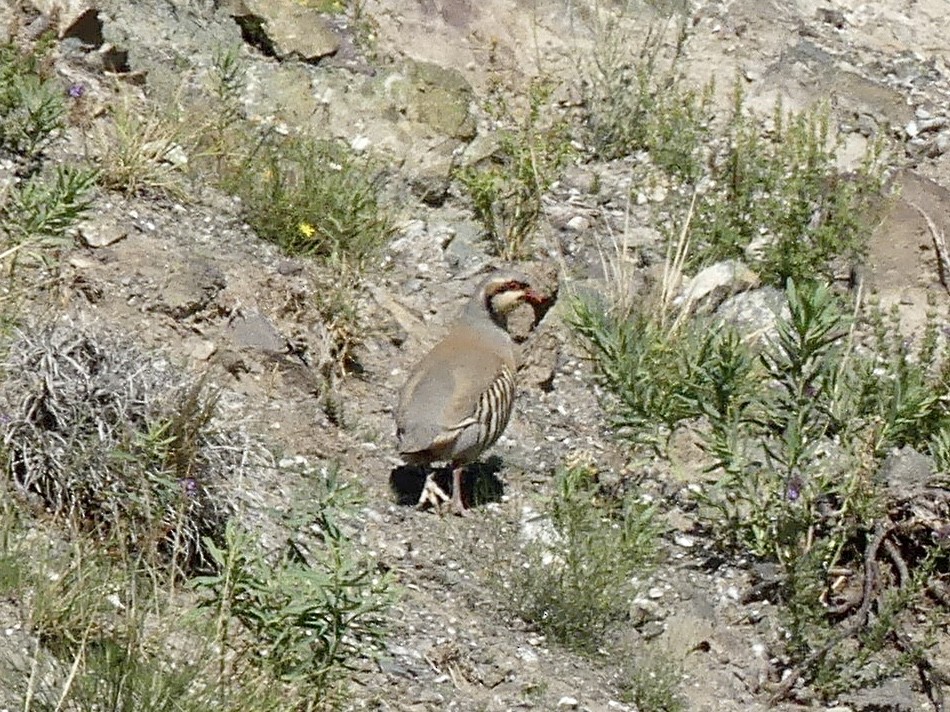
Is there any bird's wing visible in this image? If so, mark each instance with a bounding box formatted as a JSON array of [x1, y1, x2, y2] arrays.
[[396, 327, 513, 455]]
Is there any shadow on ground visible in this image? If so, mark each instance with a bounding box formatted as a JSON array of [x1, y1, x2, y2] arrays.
[[388, 456, 506, 510]]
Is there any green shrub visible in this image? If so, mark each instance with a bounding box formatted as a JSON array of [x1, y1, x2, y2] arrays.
[[0, 164, 97, 266], [0, 39, 65, 156], [503, 458, 657, 652], [691, 89, 888, 285], [0, 467, 386, 711], [227, 134, 394, 265], [621, 650, 686, 712], [582, 21, 713, 182], [456, 79, 573, 260], [568, 293, 721, 449], [580, 18, 889, 286], [193, 467, 392, 701], [573, 275, 950, 697]]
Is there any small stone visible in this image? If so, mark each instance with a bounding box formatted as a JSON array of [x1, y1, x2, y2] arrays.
[[557, 696, 579, 708], [277, 260, 303, 276], [565, 215, 589, 233], [78, 220, 128, 247], [905, 120, 920, 138], [641, 620, 665, 639], [649, 185, 668, 202], [648, 587, 664, 599], [673, 533, 695, 548], [916, 116, 947, 134], [68, 255, 96, 270], [926, 134, 950, 158], [516, 647, 539, 664], [816, 7, 846, 28], [190, 340, 217, 361], [742, 67, 760, 82]]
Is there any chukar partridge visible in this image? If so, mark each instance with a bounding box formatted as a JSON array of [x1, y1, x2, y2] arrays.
[[396, 271, 545, 515]]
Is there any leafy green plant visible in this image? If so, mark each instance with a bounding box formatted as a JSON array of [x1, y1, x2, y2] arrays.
[[620, 650, 686, 712], [0, 164, 97, 265], [0, 39, 65, 157], [0, 456, 389, 710], [575, 272, 950, 699], [503, 458, 657, 652], [0, 504, 297, 712], [226, 133, 394, 265], [582, 21, 713, 182], [689, 88, 888, 285], [854, 298, 950, 455], [569, 291, 718, 450], [193, 480, 391, 701], [456, 79, 573, 260], [703, 281, 861, 560]]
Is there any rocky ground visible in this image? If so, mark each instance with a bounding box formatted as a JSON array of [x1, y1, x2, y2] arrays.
[[3, 0, 950, 710]]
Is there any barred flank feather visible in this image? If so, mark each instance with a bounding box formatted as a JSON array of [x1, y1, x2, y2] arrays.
[[474, 364, 515, 452]]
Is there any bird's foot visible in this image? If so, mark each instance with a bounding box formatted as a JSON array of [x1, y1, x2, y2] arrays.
[[416, 470, 471, 517], [416, 473, 451, 513]]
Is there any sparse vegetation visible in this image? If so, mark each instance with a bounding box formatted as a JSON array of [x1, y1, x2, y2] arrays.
[[579, 22, 889, 287], [225, 133, 394, 266], [95, 93, 191, 198], [497, 457, 657, 652], [0, 462, 390, 710], [0, 321, 248, 572], [583, 21, 713, 183], [0, 163, 97, 267], [456, 79, 573, 260], [690, 89, 888, 285], [573, 260, 950, 697], [0, 38, 65, 157], [569, 23, 949, 697], [194, 476, 391, 698], [620, 650, 686, 712]]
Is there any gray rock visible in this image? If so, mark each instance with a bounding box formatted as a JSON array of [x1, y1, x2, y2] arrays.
[[78, 217, 128, 247], [443, 221, 488, 271], [229, 0, 339, 61], [227, 310, 288, 355], [157, 262, 226, 318], [400, 60, 476, 141], [840, 677, 916, 711], [878, 445, 935, 495], [716, 287, 787, 342], [677, 260, 760, 314]]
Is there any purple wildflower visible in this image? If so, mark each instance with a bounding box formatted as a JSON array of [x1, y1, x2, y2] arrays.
[[785, 475, 803, 502], [67, 83, 86, 99], [179, 477, 198, 497]]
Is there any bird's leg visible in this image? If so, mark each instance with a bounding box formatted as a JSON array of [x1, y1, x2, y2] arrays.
[[417, 470, 451, 512], [451, 465, 471, 517]]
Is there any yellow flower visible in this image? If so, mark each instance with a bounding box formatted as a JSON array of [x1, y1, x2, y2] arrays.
[[298, 222, 315, 238]]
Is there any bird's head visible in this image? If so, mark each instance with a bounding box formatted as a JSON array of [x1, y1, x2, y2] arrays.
[[468, 271, 547, 327]]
